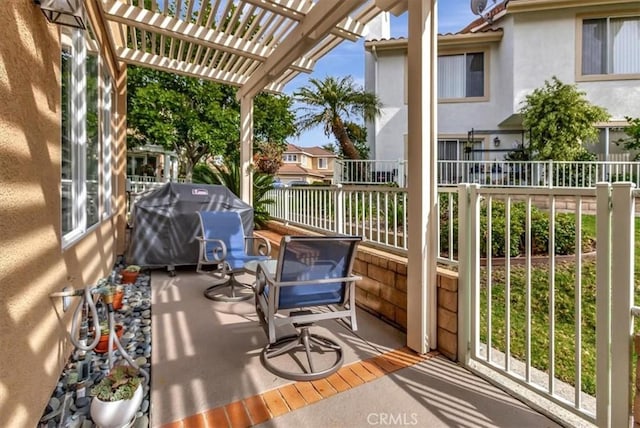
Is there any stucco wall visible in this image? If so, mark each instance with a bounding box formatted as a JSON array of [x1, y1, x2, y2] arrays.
[[0, 2, 125, 426], [512, 5, 640, 121], [374, 51, 408, 161], [366, 2, 640, 162]]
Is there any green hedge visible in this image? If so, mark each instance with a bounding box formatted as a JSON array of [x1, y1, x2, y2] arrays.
[[440, 195, 595, 258]]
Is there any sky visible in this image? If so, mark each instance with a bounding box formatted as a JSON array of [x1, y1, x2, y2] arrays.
[[285, 0, 479, 148]]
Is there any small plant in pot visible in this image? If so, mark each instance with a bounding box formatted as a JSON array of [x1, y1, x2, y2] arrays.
[[121, 265, 141, 284], [94, 322, 124, 354], [90, 365, 144, 428]]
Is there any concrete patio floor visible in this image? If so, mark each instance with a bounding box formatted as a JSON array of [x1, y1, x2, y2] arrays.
[[151, 268, 560, 428]]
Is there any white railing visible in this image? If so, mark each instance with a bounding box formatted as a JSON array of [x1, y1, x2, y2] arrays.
[[267, 185, 409, 255], [439, 160, 640, 188], [336, 159, 640, 188], [335, 160, 407, 186], [126, 176, 189, 194], [266, 185, 456, 266], [267, 182, 637, 426], [457, 183, 636, 427]]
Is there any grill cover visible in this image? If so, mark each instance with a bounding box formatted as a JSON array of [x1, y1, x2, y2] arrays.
[[127, 183, 253, 268]]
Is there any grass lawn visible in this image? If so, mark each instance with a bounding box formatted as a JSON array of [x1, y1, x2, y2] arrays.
[[479, 214, 640, 396]]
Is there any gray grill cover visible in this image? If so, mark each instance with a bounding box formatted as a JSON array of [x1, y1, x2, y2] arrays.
[[127, 183, 253, 268]]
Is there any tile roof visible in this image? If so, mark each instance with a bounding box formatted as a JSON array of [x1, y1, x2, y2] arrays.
[[284, 144, 336, 157], [459, 0, 509, 34], [277, 163, 327, 179]]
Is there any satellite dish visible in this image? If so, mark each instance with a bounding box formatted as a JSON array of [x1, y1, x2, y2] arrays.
[[470, 0, 488, 15]]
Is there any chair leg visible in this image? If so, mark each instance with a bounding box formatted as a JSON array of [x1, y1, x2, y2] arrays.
[[203, 275, 253, 302], [261, 327, 344, 381]]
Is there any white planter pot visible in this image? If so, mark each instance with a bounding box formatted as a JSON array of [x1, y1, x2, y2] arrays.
[[90, 384, 143, 428]]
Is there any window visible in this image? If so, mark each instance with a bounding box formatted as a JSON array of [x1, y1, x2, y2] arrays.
[[61, 42, 74, 235], [438, 139, 481, 161], [438, 52, 485, 99], [438, 139, 483, 184], [581, 15, 640, 77], [60, 27, 114, 247], [317, 158, 327, 169], [284, 154, 298, 162], [101, 70, 113, 218], [86, 53, 99, 227]]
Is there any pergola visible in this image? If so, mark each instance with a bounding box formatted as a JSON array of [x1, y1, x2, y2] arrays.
[[87, 0, 439, 354]]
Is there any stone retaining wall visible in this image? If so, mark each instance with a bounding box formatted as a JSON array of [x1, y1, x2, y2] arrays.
[[263, 221, 460, 360]]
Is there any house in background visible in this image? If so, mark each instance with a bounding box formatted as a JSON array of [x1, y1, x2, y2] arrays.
[[365, 0, 640, 164], [275, 144, 337, 184], [126, 145, 179, 182]]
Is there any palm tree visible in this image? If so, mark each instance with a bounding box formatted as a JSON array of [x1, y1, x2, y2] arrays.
[[294, 76, 381, 160]]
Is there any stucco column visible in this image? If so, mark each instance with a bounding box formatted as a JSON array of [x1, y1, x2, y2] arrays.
[[240, 96, 254, 205], [406, 0, 438, 354]]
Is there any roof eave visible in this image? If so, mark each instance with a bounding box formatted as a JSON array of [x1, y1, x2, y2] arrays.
[[507, 0, 639, 13]]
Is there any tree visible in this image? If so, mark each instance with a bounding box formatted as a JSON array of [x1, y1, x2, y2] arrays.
[[520, 76, 610, 160], [127, 67, 296, 180], [294, 76, 381, 160], [127, 67, 238, 180], [615, 116, 640, 160], [319, 123, 369, 159], [253, 141, 284, 175]]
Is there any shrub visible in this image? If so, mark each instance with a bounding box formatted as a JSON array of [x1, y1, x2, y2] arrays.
[[439, 197, 594, 259]]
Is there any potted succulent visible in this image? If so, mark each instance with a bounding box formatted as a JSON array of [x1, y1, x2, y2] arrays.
[[90, 365, 144, 428], [121, 265, 141, 284], [112, 285, 124, 310], [94, 322, 124, 354]]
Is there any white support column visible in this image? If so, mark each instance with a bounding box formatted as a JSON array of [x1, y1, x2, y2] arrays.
[[163, 153, 170, 182], [240, 96, 254, 205], [335, 184, 344, 234], [610, 182, 635, 428], [406, 0, 437, 354], [595, 183, 612, 428], [457, 183, 480, 364]]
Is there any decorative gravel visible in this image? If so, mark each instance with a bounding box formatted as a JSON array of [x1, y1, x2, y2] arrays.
[[38, 268, 151, 428]]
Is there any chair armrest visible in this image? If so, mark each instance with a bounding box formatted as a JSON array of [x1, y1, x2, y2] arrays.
[[196, 236, 227, 262], [255, 261, 277, 296], [245, 235, 271, 256], [273, 275, 361, 288]]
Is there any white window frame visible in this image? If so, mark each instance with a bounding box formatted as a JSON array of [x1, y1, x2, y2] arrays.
[[437, 49, 488, 102], [101, 69, 113, 219], [61, 28, 87, 247], [284, 154, 298, 163], [318, 158, 328, 169], [577, 12, 640, 81], [61, 28, 114, 248]]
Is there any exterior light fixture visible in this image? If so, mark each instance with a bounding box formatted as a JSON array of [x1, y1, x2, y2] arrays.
[[35, 0, 86, 29], [493, 137, 501, 147]]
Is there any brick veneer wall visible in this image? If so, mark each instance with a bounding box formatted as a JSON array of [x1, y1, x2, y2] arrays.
[[262, 221, 460, 360], [436, 268, 459, 360]]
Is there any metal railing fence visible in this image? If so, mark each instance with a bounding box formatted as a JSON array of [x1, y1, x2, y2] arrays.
[[266, 185, 411, 257], [457, 183, 636, 427], [267, 182, 638, 427], [336, 159, 640, 188]]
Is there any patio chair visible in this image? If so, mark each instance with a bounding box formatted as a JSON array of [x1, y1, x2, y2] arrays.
[[196, 211, 271, 302], [254, 235, 362, 381]]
